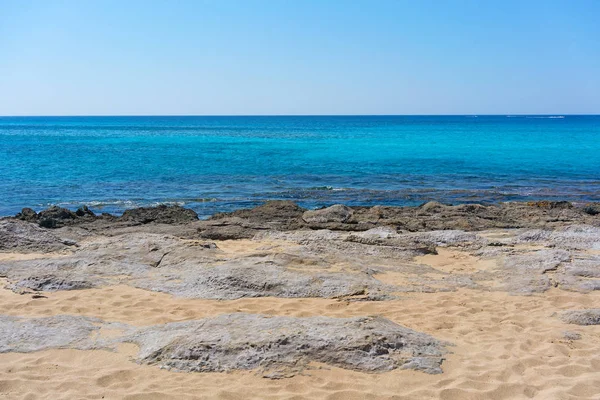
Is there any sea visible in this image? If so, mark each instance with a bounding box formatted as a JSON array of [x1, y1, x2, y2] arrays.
[[1, 115, 599, 218]]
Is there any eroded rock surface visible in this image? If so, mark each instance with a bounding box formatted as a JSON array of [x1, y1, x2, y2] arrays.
[[130, 313, 447, 376], [0, 314, 448, 377], [560, 309, 600, 326], [0, 315, 104, 353], [0, 219, 76, 252]]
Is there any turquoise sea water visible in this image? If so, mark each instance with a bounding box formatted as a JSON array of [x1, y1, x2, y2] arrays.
[[1, 116, 599, 217]]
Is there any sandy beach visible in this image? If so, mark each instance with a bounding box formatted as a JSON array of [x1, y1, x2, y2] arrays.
[[2, 201, 600, 399]]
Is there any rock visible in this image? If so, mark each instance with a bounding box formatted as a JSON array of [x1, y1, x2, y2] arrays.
[[0, 315, 104, 353], [582, 203, 600, 216], [515, 225, 600, 250], [303, 205, 354, 224], [560, 309, 600, 325], [120, 205, 198, 224], [136, 262, 389, 300], [562, 331, 582, 340], [197, 224, 258, 240], [129, 313, 448, 376], [38, 206, 79, 228], [13, 275, 94, 292], [38, 206, 78, 221], [75, 205, 96, 217], [15, 208, 37, 222], [419, 201, 446, 212], [0, 219, 75, 253], [211, 201, 306, 223], [0, 314, 448, 377], [526, 201, 573, 209]]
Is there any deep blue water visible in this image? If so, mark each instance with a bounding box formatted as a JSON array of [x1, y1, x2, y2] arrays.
[[1, 115, 599, 217]]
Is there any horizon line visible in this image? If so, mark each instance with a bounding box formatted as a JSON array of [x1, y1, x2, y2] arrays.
[[0, 113, 598, 118]]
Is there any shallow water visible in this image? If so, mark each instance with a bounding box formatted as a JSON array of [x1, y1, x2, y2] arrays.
[[1, 115, 599, 217]]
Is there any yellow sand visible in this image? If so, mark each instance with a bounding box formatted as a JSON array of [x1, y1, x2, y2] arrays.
[[1, 249, 600, 399]]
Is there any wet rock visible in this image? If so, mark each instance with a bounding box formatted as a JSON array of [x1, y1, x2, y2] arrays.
[[582, 203, 600, 216], [211, 201, 305, 224], [527, 201, 573, 209], [15, 208, 37, 222], [129, 313, 448, 376], [120, 205, 198, 224], [419, 201, 446, 212], [302, 205, 354, 224], [560, 309, 600, 325], [36, 206, 79, 228], [75, 205, 96, 217], [0, 219, 75, 253]]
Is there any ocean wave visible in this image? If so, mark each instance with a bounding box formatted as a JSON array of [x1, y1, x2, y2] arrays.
[[303, 186, 350, 192]]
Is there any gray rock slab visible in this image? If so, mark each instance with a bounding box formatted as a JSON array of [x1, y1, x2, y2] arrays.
[[560, 309, 600, 325]]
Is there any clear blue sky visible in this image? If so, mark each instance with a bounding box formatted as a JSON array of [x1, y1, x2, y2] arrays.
[[1, 0, 598, 115]]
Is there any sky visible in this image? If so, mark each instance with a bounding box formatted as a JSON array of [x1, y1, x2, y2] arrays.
[[0, 0, 599, 115]]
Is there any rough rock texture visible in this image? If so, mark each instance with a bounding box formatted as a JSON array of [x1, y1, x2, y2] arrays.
[[120, 205, 199, 224], [138, 262, 390, 300], [193, 201, 600, 240], [582, 203, 600, 216], [0, 314, 448, 377], [211, 201, 306, 225], [12, 275, 95, 292], [302, 205, 354, 224], [562, 331, 582, 341], [3, 201, 600, 299], [560, 310, 600, 326], [0, 219, 76, 252], [514, 225, 600, 250], [128, 313, 448, 376], [0, 315, 103, 353]]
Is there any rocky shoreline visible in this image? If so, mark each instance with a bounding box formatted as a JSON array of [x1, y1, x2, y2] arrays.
[[2, 200, 600, 384]]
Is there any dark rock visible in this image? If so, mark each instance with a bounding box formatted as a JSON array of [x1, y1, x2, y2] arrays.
[[419, 201, 446, 212], [197, 224, 259, 240], [527, 201, 573, 209], [15, 208, 37, 222], [38, 206, 78, 221], [36, 206, 78, 229], [120, 205, 198, 224], [75, 205, 96, 217], [210, 201, 305, 224], [582, 203, 600, 216]]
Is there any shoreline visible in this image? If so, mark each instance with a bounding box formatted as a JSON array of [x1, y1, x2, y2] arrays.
[[3, 199, 599, 234], [1, 200, 600, 398]]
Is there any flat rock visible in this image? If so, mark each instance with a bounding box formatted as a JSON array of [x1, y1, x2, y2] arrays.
[[0, 315, 103, 353], [302, 204, 354, 224], [120, 205, 199, 224], [560, 309, 600, 325], [128, 313, 448, 376], [0, 219, 76, 253], [0, 314, 448, 378], [12, 274, 95, 292]]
